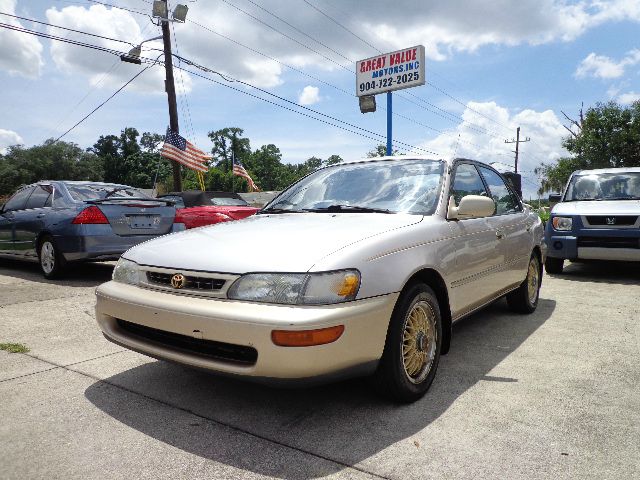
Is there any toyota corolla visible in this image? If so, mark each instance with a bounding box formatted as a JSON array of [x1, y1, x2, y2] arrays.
[[95, 157, 545, 402]]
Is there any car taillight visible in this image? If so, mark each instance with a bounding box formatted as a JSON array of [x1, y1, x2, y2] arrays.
[[72, 206, 109, 224]]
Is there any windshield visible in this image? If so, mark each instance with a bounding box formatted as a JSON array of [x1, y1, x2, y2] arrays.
[[565, 172, 640, 201], [66, 184, 148, 201], [264, 159, 444, 215], [209, 197, 248, 206]]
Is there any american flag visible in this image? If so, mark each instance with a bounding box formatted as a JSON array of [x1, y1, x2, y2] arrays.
[[160, 128, 210, 172], [233, 157, 260, 191]]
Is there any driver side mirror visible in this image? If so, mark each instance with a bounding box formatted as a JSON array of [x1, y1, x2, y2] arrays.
[[447, 195, 495, 220], [548, 193, 562, 203]]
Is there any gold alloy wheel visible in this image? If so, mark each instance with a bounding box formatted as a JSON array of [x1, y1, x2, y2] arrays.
[[401, 300, 437, 384], [527, 258, 540, 305]]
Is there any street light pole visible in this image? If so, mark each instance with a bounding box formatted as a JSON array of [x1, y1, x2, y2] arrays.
[[160, 0, 182, 192]]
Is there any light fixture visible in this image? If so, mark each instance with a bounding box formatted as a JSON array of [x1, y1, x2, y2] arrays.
[[119, 36, 163, 64], [152, 1, 167, 18], [172, 4, 189, 22], [359, 95, 376, 113]]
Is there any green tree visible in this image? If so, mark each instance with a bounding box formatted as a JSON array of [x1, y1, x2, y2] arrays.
[[367, 144, 398, 157], [0, 140, 103, 195], [538, 101, 640, 193], [208, 127, 251, 172]]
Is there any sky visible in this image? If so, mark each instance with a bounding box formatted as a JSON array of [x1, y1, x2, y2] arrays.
[[1, 0, 639, 199]]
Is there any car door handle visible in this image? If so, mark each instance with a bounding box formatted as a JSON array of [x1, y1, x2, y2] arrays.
[[37, 213, 46, 218], [496, 230, 505, 240]]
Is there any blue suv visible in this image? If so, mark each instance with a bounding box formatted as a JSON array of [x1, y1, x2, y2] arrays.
[[545, 167, 640, 274]]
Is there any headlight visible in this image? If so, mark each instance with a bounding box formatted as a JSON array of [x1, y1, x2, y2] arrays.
[[227, 270, 361, 305], [112, 257, 141, 285], [552, 216, 573, 231]]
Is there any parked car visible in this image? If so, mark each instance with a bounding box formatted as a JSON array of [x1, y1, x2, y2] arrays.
[[545, 167, 640, 273], [95, 157, 545, 402], [0, 181, 183, 278], [157, 191, 259, 229]]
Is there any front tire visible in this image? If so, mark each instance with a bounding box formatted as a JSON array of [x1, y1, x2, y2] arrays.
[[545, 257, 564, 274], [372, 283, 442, 403], [506, 254, 541, 314], [38, 235, 66, 279]]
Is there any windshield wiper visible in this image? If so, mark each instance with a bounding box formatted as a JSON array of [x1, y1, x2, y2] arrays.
[[303, 204, 391, 214], [259, 207, 304, 214]]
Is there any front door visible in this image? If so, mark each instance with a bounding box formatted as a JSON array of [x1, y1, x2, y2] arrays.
[[447, 163, 503, 317]]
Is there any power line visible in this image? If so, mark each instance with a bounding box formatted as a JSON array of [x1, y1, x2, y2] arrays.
[[0, 10, 136, 46], [1, 20, 433, 155], [300, 0, 513, 133], [55, 60, 158, 141]]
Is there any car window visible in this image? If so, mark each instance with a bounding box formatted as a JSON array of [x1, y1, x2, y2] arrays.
[[160, 195, 185, 208], [267, 159, 444, 215], [66, 184, 147, 201], [209, 197, 248, 206], [3, 187, 35, 212], [565, 172, 640, 201], [477, 166, 522, 215], [25, 185, 53, 209], [451, 163, 488, 205]]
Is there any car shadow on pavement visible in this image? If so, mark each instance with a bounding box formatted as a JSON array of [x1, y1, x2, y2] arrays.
[[0, 258, 113, 287], [85, 297, 555, 479], [548, 260, 638, 285]]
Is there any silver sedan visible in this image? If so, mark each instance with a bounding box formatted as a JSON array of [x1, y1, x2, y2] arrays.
[[95, 157, 545, 402]]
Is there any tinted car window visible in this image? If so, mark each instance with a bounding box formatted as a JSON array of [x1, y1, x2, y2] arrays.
[[477, 166, 521, 215], [451, 163, 488, 205], [66, 184, 147, 201], [3, 187, 35, 212], [209, 197, 248, 206], [159, 195, 185, 208], [25, 185, 53, 209]]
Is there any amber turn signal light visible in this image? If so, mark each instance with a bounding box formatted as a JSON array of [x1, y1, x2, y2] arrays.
[[271, 325, 345, 347]]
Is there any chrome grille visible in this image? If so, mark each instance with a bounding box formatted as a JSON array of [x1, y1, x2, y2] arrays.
[[585, 216, 637, 226], [147, 271, 226, 291]]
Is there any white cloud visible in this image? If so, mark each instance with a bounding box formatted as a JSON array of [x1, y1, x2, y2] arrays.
[[618, 91, 640, 104], [0, 0, 44, 78], [0, 128, 23, 153], [45, 5, 191, 94], [298, 86, 320, 105], [417, 102, 567, 198], [576, 49, 640, 79]]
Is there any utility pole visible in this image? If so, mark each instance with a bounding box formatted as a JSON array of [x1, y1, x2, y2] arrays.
[[160, 0, 182, 192], [504, 127, 530, 173]]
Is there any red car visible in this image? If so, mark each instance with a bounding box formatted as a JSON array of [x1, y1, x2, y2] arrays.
[[158, 191, 259, 229]]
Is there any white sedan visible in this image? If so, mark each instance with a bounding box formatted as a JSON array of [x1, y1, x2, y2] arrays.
[[95, 157, 545, 402]]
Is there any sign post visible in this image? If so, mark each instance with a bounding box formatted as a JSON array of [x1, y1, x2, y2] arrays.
[[356, 45, 425, 156]]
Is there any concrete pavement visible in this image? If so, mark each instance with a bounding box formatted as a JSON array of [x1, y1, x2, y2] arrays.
[[0, 258, 638, 479]]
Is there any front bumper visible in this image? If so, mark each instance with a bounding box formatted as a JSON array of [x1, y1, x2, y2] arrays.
[[95, 281, 398, 383], [546, 232, 640, 261]]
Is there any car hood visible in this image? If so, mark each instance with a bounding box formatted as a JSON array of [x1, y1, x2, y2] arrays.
[[552, 200, 640, 216], [124, 212, 423, 273]]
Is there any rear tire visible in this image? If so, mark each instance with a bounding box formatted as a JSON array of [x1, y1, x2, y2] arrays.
[[507, 254, 542, 314], [38, 235, 66, 279], [545, 257, 564, 274], [371, 283, 442, 403]]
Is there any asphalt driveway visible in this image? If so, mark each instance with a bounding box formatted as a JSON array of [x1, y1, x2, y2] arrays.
[[0, 258, 638, 479]]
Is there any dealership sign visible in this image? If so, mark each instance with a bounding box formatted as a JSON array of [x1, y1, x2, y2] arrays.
[[356, 45, 425, 97]]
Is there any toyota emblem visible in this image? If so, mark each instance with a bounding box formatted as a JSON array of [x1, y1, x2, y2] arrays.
[[171, 273, 186, 289]]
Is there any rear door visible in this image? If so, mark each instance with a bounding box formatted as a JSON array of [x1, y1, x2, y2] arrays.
[[477, 166, 531, 288]]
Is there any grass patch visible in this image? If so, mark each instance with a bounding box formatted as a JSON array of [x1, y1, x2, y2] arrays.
[[0, 342, 30, 354]]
